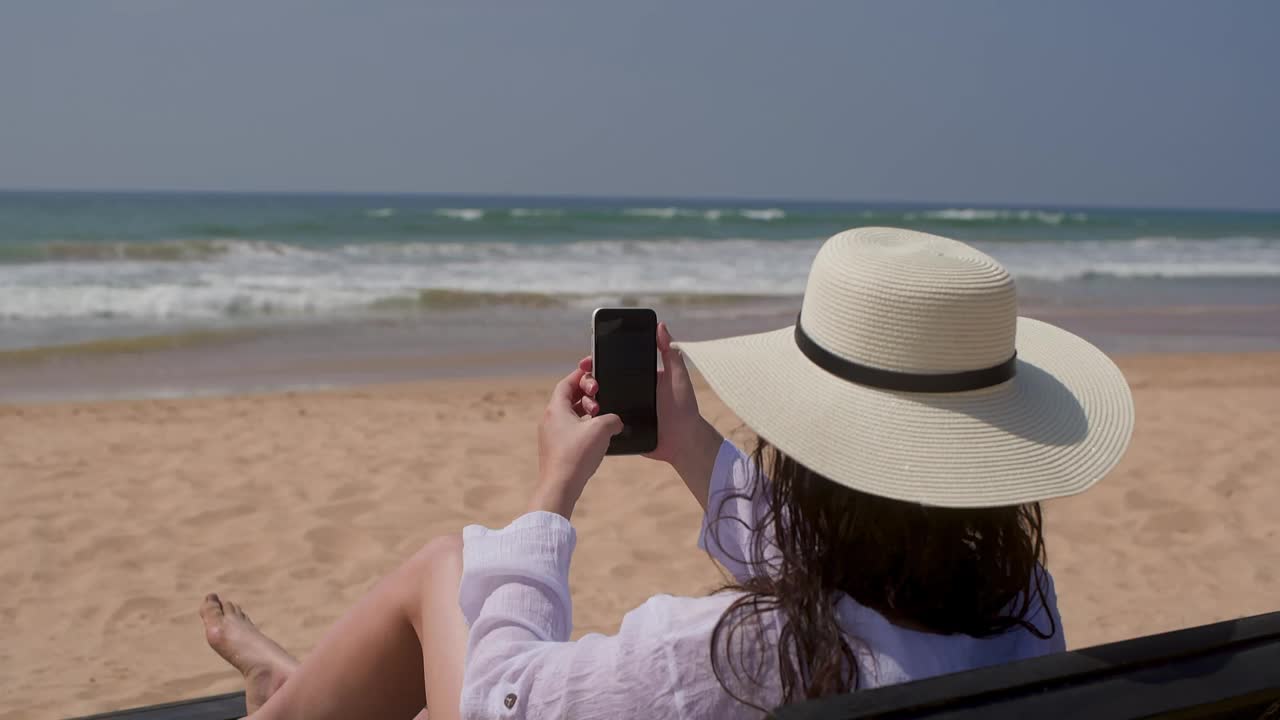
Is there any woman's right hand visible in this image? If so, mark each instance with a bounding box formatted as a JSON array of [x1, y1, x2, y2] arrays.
[[578, 322, 724, 509], [530, 367, 624, 520]]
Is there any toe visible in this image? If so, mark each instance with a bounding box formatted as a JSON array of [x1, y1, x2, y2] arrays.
[[200, 593, 225, 622], [226, 601, 242, 618], [201, 594, 228, 650]]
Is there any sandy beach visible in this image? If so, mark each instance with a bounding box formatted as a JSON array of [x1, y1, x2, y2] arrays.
[[2, 351, 1278, 719]]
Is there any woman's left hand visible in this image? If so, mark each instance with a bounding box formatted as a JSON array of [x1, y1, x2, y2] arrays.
[[529, 367, 624, 519]]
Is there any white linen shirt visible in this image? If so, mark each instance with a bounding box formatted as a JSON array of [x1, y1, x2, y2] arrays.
[[457, 440, 1065, 719]]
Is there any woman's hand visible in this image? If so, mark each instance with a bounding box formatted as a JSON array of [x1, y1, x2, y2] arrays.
[[529, 367, 624, 520], [578, 322, 723, 510]]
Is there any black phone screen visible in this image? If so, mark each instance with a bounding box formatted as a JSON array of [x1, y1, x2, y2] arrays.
[[593, 308, 658, 455]]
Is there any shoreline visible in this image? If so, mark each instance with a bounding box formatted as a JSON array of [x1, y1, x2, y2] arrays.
[[4, 297, 1280, 404]]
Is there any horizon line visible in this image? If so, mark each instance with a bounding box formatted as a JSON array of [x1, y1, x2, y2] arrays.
[[1, 186, 1278, 215]]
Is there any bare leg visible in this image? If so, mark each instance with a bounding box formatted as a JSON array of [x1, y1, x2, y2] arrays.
[[202, 534, 467, 720], [201, 599, 436, 719]]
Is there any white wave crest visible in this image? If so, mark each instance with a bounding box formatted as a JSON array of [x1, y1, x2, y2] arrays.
[[740, 208, 786, 221], [622, 207, 785, 221], [337, 241, 527, 261], [914, 208, 1076, 224], [365, 208, 396, 218], [623, 207, 680, 219], [216, 239, 324, 261], [435, 208, 485, 221]]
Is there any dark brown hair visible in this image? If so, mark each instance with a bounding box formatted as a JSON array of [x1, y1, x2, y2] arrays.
[[708, 437, 1056, 711]]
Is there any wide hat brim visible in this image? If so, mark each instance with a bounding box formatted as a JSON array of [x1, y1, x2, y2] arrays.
[[676, 317, 1134, 508]]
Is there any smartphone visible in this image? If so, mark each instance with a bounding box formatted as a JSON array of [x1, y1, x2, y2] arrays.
[[591, 307, 659, 455]]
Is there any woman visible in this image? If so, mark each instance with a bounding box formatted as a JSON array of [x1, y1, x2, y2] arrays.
[[199, 227, 1134, 718]]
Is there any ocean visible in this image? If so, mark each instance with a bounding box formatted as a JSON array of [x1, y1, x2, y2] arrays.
[[3, 191, 1280, 346], [1, 191, 1278, 400]]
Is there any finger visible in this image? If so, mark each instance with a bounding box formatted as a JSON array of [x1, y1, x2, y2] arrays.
[[581, 396, 600, 416], [551, 368, 587, 410], [572, 396, 590, 418], [655, 322, 670, 376], [592, 413, 625, 437], [657, 322, 673, 353], [659, 323, 692, 384], [578, 355, 593, 372], [578, 372, 598, 397]]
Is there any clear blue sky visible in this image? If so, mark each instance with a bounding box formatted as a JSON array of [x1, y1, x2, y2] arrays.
[[2, 1, 1278, 208]]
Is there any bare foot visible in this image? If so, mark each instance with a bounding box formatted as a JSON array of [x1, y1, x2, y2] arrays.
[[200, 593, 299, 713]]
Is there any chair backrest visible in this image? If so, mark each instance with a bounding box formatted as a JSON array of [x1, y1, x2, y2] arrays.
[[774, 611, 1280, 720]]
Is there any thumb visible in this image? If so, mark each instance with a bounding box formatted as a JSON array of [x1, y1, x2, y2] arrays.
[[592, 413, 625, 437], [660, 323, 693, 386]]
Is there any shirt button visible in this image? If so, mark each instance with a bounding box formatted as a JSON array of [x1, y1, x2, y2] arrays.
[[504, 693, 518, 709]]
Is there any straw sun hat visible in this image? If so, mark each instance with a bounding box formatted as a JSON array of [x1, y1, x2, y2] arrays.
[[676, 227, 1134, 508]]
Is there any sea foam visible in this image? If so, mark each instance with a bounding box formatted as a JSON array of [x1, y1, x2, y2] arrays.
[[435, 208, 486, 221], [3, 235, 1278, 322]]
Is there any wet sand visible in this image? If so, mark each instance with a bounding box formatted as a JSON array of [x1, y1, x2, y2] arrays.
[[3, 296, 1279, 404]]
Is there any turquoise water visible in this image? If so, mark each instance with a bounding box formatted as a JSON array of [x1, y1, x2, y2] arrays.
[[5, 191, 1280, 252], [1, 191, 1278, 349]]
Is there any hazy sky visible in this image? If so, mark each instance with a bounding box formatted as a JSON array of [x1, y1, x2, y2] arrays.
[[2, 1, 1278, 208]]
